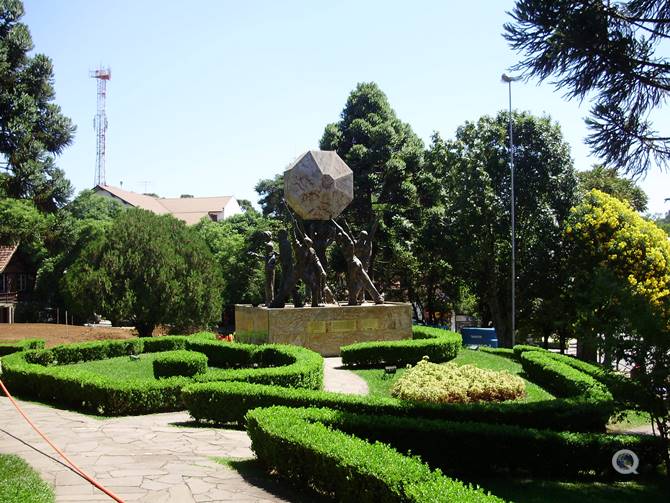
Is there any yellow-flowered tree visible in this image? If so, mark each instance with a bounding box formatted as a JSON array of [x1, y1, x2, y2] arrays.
[[566, 189, 670, 465]]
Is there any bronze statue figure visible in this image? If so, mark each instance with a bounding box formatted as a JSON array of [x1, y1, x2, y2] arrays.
[[332, 219, 384, 306]]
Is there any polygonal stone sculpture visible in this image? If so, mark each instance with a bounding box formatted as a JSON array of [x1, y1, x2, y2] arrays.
[[284, 150, 354, 220]]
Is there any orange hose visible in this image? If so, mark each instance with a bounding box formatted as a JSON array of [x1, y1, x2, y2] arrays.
[[0, 379, 126, 503]]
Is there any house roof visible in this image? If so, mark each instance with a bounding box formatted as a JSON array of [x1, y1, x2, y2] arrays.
[[95, 185, 170, 214], [159, 196, 232, 225], [0, 244, 18, 273], [93, 185, 234, 225]]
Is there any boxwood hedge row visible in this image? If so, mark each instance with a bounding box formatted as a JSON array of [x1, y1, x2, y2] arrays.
[[153, 350, 208, 378], [519, 350, 614, 402], [0, 338, 45, 357], [308, 408, 664, 477], [0, 336, 323, 415], [246, 406, 505, 503], [340, 326, 462, 367], [513, 345, 641, 404], [182, 380, 611, 432]]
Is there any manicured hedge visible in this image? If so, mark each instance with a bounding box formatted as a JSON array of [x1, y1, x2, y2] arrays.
[[153, 350, 208, 378], [246, 406, 504, 503], [340, 326, 462, 367], [0, 338, 45, 357], [520, 350, 613, 402], [0, 337, 323, 415], [182, 380, 611, 431], [317, 408, 664, 477]]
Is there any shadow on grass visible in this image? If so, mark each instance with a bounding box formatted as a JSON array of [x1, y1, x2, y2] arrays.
[[466, 476, 670, 503], [215, 457, 331, 503]]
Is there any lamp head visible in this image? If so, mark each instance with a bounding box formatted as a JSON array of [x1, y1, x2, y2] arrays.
[[501, 73, 522, 83]]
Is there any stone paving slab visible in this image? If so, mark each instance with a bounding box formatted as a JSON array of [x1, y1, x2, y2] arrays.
[[0, 397, 306, 502], [0, 359, 367, 501]]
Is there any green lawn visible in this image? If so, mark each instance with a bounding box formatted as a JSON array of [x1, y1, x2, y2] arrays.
[[64, 352, 165, 381], [352, 348, 555, 402], [467, 477, 670, 503], [0, 454, 54, 503]]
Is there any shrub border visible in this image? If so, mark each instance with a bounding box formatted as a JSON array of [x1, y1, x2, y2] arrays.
[[0, 336, 323, 415], [340, 326, 462, 367], [0, 338, 44, 357], [246, 406, 505, 503]]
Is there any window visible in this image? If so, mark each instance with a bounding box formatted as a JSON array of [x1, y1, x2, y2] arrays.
[[18, 273, 28, 292], [0, 273, 5, 293]]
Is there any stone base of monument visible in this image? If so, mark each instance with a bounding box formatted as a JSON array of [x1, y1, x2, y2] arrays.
[[234, 302, 412, 357]]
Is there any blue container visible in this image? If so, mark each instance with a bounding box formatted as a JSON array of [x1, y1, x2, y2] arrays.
[[461, 327, 498, 348]]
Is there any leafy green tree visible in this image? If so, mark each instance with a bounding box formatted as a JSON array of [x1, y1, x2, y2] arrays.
[[63, 209, 223, 336], [0, 0, 75, 211], [319, 82, 425, 297], [255, 173, 287, 220], [505, 0, 670, 176], [33, 191, 126, 310], [0, 197, 45, 245], [653, 210, 670, 236], [194, 212, 277, 321], [435, 112, 577, 347], [565, 189, 670, 469], [577, 165, 648, 212]]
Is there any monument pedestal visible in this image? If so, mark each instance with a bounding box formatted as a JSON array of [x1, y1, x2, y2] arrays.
[[235, 303, 412, 356]]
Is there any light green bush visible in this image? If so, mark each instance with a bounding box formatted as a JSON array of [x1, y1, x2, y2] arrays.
[[391, 358, 525, 404]]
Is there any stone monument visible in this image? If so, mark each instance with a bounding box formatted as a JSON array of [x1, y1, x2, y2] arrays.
[[235, 150, 411, 356]]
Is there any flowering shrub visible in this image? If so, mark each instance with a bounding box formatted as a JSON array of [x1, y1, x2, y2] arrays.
[[391, 358, 525, 404]]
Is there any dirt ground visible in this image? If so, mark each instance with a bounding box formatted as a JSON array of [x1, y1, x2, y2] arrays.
[[0, 323, 137, 348]]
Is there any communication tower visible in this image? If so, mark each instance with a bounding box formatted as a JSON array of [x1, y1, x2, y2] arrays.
[[90, 67, 111, 186]]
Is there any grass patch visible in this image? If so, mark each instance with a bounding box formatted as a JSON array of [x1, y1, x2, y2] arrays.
[[0, 454, 54, 503], [353, 348, 555, 402], [64, 352, 164, 381], [609, 410, 653, 430], [468, 477, 670, 503]]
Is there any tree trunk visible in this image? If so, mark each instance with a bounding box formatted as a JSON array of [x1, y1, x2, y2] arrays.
[[135, 322, 155, 337]]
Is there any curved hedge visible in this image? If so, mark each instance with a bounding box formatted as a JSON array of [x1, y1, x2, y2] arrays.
[[246, 406, 504, 503], [0, 338, 44, 357], [520, 350, 614, 402], [248, 406, 663, 479], [153, 350, 208, 378], [182, 380, 610, 432], [0, 337, 323, 415], [340, 326, 462, 367]]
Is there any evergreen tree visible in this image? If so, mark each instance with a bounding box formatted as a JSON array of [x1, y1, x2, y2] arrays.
[[505, 0, 670, 176], [0, 0, 75, 211], [319, 82, 425, 298]]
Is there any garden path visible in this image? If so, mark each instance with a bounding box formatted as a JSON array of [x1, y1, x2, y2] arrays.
[[0, 396, 307, 502], [322, 356, 368, 395], [0, 359, 367, 502]]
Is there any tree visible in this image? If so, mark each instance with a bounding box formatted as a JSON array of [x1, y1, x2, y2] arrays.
[[32, 190, 126, 311], [319, 82, 425, 297], [653, 210, 670, 236], [436, 112, 577, 347], [577, 165, 648, 212], [62, 209, 223, 336], [255, 173, 287, 220], [194, 211, 278, 323], [505, 0, 670, 177], [0, 0, 75, 211], [565, 189, 670, 470]]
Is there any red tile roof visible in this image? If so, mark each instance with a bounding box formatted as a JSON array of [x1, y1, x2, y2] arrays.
[[0, 244, 18, 273]]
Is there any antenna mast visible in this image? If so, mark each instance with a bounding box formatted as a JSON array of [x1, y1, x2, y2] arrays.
[[90, 67, 111, 186]]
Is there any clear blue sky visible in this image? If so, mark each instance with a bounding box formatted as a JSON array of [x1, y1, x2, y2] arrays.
[[24, 0, 670, 214]]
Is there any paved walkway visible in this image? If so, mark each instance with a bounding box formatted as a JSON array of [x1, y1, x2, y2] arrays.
[[322, 357, 369, 395], [0, 359, 367, 502]]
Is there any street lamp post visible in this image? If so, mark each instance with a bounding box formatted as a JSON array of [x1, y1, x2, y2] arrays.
[[501, 73, 522, 348]]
